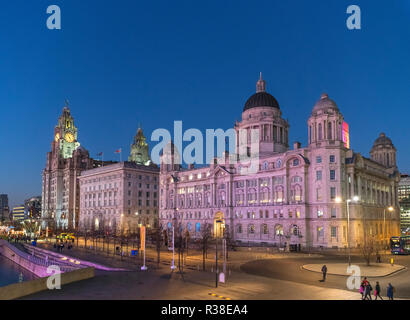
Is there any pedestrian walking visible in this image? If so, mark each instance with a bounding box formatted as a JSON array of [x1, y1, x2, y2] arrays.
[[359, 283, 365, 299], [364, 281, 373, 300], [387, 283, 395, 300], [374, 281, 383, 300], [321, 265, 327, 282]]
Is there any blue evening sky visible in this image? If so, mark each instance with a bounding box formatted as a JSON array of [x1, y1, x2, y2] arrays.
[[0, 0, 409, 207]]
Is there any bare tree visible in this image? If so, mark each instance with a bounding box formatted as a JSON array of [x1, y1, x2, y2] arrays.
[[155, 226, 163, 264], [361, 234, 375, 266], [361, 217, 375, 266], [200, 223, 211, 271]]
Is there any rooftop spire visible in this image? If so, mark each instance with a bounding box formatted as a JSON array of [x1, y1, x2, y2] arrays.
[[256, 72, 266, 93]]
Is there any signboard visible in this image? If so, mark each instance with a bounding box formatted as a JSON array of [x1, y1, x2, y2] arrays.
[[140, 226, 146, 251], [342, 121, 350, 149]]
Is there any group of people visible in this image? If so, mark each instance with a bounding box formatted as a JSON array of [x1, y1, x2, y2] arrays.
[[53, 240, 73, 252], [7, 235, 36, 243], [321, 265, 396, 300], [360, 278, 395, 300]]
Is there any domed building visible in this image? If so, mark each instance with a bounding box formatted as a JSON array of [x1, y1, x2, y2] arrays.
[[370, 133, 397, 168], [159, 75, 401, 249]]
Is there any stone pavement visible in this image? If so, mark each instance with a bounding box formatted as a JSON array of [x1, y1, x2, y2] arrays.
[[26, 243, 405, 300], [302, 263, 406, 277], [21, 263, 369, 300]]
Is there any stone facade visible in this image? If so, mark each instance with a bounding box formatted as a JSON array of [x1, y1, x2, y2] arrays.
[[78, 162, 159, 235], [78, 129, 159, 235], [41, 104, 96, 230], [159, 75, 401, 249]]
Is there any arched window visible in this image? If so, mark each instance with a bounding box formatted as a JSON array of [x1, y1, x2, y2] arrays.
[[195, 223, 200, 232], [187, 222, 192, 232], [318, 123, 322, 140]]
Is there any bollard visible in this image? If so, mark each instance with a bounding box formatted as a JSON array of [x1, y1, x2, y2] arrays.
[[391, 258, 394, 266]]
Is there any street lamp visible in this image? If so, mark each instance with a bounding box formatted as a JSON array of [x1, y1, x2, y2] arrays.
[[384, 206, 394, 246], [171, 208, 179, 271], [335, 195, 359, 266]]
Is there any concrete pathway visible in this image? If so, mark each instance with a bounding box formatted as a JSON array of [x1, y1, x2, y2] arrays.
[[302, 263, 405, 277]]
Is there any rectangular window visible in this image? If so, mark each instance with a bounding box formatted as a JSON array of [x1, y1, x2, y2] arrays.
[[317, 227, 324, 240], [316, 156, 322, 164], [316, 170, 322, 181], [330, 155, 335, 163], [316, 188, 322, 201], [330, 187, 336, 200], [331, 226, 337, 238], [330, 170, 336, 180], [331, 208, 337, 218]]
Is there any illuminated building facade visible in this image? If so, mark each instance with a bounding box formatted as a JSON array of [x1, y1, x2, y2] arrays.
[[159, 75, 401, 249], [41, 103, 97, 231], [24, 196, 42, 220], [399, 174, 410, 233], [78, 129, 159, 235], [12, 206, 25, 221]]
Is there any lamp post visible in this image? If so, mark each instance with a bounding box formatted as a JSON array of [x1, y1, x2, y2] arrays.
[[384, 206, 394, 248], [171, 208, 178, 270], [335, 195, 359, 266]]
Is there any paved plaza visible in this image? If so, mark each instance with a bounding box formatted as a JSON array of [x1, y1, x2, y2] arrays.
[[16, 242, 409, 300]]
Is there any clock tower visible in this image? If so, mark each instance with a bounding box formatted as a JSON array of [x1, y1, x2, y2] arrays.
[[53, 103, 80, 159], [41, 102, 94, 232]]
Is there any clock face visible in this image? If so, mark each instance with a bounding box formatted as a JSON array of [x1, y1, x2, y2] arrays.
[[65, 133, 74, 143], [55, 133, 60, 142]]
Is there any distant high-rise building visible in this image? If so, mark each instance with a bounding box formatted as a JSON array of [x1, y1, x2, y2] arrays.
[[399, 174, 410, 233], [25, 196, 42, 220], [0, 194, 8, 222], [12, 206, 25, 222]]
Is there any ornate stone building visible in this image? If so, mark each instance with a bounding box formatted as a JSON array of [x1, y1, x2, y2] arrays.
[[40, 104, 107, 231], [78, 128, 159, 235], [159, 75, 400, 249], [129, 127, 151, 165]]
